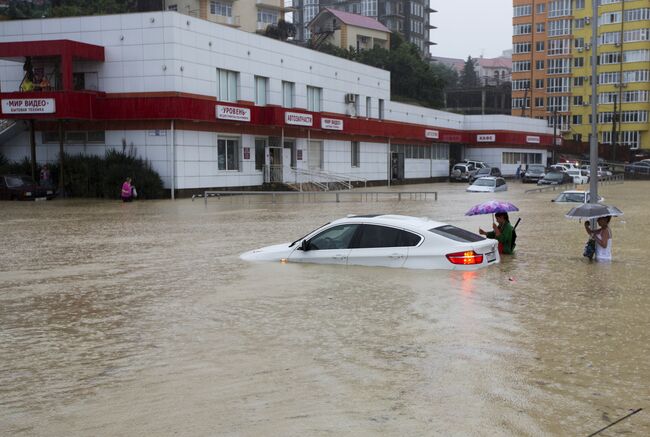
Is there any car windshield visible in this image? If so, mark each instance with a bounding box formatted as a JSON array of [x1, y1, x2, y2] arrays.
[[558, 193, 585, 202], [429, 225, 485, 243], [289, 222, 330, 247], [528, 166, 544, 172], [473, 178, 495, 187], [567, 170, 579, 176], [546, 173, 563, 180], [5, 176, 29, 188]]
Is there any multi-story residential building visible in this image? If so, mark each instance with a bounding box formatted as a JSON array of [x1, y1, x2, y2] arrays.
[[512, 0, 649, 151], [293, 0, 436, 57], [163, 0, 292, 33]]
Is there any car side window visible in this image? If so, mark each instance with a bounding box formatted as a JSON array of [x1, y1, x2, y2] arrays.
[[354, 224, 421, 248], [308, 224, 359, 250], [496, 179, 505, 186]]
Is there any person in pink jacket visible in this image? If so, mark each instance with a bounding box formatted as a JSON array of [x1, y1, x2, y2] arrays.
[[121, 177, 133, 202]]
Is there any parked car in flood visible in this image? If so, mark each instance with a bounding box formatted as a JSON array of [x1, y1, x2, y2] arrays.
[[566, 169, 589, 184], [537, 171, 574, 186], [625, 161, 650, 175], [468, 166, 502, 184], [450, 163, 477, 182], [0, 174, 55, 200], [241, 214, 500, 270], [522, 164, 546, 183], [552, 190, 603, 203], [466, 176, 507, 193]]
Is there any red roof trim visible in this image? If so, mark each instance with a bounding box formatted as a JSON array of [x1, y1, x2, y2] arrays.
[[0, 40, 104, 61]]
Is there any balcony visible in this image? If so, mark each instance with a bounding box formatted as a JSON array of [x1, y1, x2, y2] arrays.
[[256, 0, 295, 12]]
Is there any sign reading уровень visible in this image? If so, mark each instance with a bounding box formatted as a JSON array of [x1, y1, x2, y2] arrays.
[[1, 98, 56, 114], [216, 105, 251, 122]]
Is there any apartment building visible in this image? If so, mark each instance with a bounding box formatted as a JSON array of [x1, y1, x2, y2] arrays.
[[163, 0, 292, 33], [512, 0, 649, 151], [293, 0, 436, 57]]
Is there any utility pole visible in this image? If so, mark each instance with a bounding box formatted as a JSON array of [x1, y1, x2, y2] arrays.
[[552, 108, 558, 163], [589, 1, 599, 203]]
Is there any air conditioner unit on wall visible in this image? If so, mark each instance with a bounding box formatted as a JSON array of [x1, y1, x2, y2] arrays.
[[577, 47, 584, 53], [585, 17, 591, 25], [345, 93, 357, 104], [585, 43, 592, 50]]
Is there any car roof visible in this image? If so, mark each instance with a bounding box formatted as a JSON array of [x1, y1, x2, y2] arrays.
[[334, 214, 447, 232], [561, 190, 588, 194]]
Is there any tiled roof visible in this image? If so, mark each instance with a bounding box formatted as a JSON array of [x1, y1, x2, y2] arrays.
[[322, 8, 391, 33]]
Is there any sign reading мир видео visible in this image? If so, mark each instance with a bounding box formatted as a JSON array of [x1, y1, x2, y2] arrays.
[[1, 98, 56, 114], [285, 112, 313, 126], [526, 135, 540, 144], [321, 118, 343, 130], [216, 105, 251, 122]]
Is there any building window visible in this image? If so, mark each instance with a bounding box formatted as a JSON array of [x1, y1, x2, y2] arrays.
[[168, 4, 178, 11], [574, 0, 585, 10], [42, 131, 105, 144], [217, 137, 240, 171], [536, 22, 545, 33], [503, 152, 542, 164], [536, 60, 545, 70], [217, 68, 238, 102], [536, 3, 545, 14], [351, 141, 360, 167], [536, 41, 545, 51], [572, 115, 583, 125], [574, 57, 584, 67], [257, 9, 279, 25], [254, 76, 268, 106], [307, 86, 322, 112], [378, 99, 384, 119], [573, 95, 583, 105], [282, 81, 294, 108], [210, 1, 232, 17], [536, 78, 545, 88], [535, 97, 545, 107], [366, 96, 371, 118]]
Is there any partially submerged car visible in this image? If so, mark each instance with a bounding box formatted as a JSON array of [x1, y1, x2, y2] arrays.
[[552, 190, 603, 203], [0, 174, 55, 200], [566, 169, 589, 184], [469, 166, 502, 184], [466, 176, 507, 193], [537, 171, 573, 185], [241, 214, 500, 270], [522, 164, 546, 183]]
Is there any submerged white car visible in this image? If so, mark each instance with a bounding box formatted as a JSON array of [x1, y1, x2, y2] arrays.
[[466, 176, 508, 193], [552, 190, 604, 203], [241, 214, 500, 270]]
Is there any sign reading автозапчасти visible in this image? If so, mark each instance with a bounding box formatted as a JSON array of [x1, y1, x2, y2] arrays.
[[1, 98, 56, 114], [285, 112, 313, 126]]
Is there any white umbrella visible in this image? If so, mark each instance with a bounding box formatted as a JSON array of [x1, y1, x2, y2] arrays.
[[565, 203, 623, 220]]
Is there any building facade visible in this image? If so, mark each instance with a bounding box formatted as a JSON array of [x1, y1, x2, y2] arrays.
[[511, 0, 649, 151], [0, 12, 554, 195], [308, 8, 390, 51], [294, 0, 435, 57], [163, 0, 292, 33]]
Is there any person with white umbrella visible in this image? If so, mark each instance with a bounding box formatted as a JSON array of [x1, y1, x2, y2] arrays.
[[565, 203, 622, 262]]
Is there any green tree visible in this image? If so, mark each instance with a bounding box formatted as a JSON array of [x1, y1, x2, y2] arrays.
[[50, 0, 137, 17], [459, 56, 479, 88]]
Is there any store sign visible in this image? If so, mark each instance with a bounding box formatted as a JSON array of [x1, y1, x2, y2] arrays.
[[526, 135, 540, 144], [321, 118, 343, 130], [285, 112, 313, 126], [477, 134, 496, 143], [425, 129, 439, 139], [216, 105, 250, 122], [1, 98, 55, 114]]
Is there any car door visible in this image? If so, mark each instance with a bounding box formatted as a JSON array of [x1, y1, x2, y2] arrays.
[[495, 178, 507, 191], [347, 224, 419, 268], [289, 224, 358, 265]]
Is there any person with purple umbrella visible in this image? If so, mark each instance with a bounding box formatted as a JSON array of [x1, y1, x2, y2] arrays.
[[479, 212, 515, 255]]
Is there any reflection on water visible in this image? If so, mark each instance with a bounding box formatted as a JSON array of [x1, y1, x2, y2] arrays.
[[1, 182, 649, 436]]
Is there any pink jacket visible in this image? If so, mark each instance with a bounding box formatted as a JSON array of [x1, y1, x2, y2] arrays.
[[121, 181, 132, 198]]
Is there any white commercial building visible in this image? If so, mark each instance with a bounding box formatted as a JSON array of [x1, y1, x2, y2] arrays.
[[0, 12, 554, 195]]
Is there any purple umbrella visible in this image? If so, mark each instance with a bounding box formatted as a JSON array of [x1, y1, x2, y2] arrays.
[[465, 200, 519, 216]]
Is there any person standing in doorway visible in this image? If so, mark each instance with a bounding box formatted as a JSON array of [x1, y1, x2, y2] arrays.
[[121, 177, 133, 202]]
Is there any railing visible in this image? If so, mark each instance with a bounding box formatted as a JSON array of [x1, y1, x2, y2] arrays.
[[524, 174, 624, 194], [286, 167, 368, 191], [0, 119, 15, 135], [194, 190, 438, 205]]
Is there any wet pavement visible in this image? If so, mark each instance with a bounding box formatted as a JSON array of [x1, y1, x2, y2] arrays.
[[1, 180, 649, 436]]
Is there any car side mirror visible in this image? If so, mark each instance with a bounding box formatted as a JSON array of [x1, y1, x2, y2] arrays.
[[300, 240, 310, 251]]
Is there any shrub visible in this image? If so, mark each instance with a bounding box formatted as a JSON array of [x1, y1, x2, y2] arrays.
[[1, 150, 164, 199]]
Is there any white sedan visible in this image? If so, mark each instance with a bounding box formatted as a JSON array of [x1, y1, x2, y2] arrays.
[[466, 176, 507, 193], [552, 190, 604, 203], [241, 214, 500, 270]]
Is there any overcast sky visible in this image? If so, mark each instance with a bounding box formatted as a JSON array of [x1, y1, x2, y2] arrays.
[[429, 0, 512, 60]]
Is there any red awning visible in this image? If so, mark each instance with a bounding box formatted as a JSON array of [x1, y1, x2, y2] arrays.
[[0, 39, 104, 62]]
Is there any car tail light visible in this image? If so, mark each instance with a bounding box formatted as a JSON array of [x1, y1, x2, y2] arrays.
[[446, 250, 484, 265]]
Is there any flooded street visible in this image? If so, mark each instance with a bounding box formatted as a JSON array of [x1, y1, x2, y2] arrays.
[[1, 180, 649, 436]]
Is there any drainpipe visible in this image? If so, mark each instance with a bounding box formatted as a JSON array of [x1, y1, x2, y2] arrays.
[[29, 120, 36, 181], [171, 119, 175, 200]]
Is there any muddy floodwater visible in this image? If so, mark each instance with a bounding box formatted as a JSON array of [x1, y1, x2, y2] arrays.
[[1, 180, 650, 436]]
